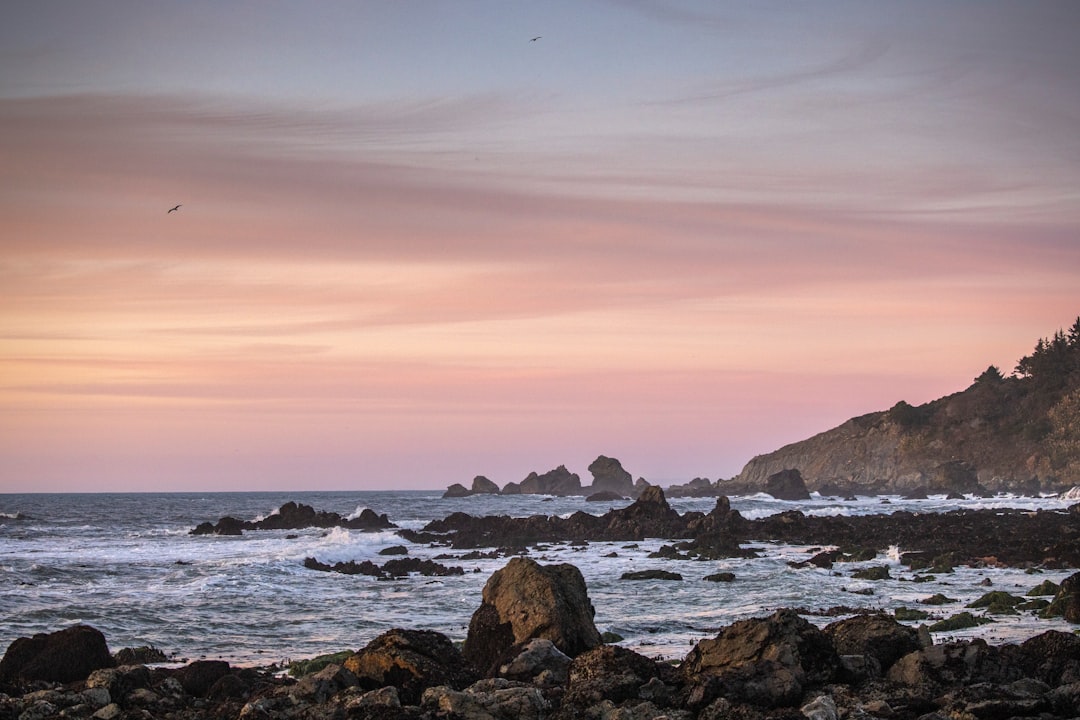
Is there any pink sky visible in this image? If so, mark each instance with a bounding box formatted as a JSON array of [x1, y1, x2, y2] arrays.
[[2, 2, 1079, 492]]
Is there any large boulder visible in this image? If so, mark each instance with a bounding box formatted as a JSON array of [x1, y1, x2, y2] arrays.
[[560, 644, 678, 712], [0, 625, 115, 684], [519, 465, 582, 496], [765, 469, 811, 501], [463, 557, 601, 674], [588, 456, 634, 496], [824, 613, 921, 674], [682, 609, 839, 708], [1043, 571, 1080, 623], [886, 638, 1022, 692], [344, 629, 476, 705]]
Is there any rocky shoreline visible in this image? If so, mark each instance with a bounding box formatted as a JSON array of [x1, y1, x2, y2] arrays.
[[3, 555, 1079, 720]]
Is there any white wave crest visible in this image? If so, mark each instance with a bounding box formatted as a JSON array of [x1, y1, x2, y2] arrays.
[[346, 505, 371, 521]]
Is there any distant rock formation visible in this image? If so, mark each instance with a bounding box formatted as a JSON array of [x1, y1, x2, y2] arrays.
[[520, 465, 582, 496], [442, 456, 641, 498], [587, 455, 633, 496], [443, 475, 501, 498], [726, 318, 1080, 496], [665, 477, 722, 498]]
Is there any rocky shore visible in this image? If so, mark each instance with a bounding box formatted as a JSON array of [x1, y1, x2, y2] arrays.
[[402, 486, 1080, 570], [3, 556, 1080, 720]]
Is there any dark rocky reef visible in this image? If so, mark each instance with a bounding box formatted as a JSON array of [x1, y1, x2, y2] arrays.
[[402, 486, 745, 555], [190, 501, 395, 536], [303, 556, 465, 579], [407, 486, 1080, 569]]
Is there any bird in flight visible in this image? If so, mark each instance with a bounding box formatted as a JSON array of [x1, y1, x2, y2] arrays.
[[530, 36, 541, 42], [167, 204, 182, 214]]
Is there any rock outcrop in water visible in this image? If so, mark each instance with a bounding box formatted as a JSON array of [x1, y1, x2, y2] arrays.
[[727, 318, 1080, 496], [189, 501, 395, 535], [406, 486, 1080, 569]]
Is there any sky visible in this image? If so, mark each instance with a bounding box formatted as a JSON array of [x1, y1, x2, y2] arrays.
[[2, 1, 1079, 493]]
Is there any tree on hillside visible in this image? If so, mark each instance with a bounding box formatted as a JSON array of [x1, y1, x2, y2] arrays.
[[1013, 316, 1080, 393]]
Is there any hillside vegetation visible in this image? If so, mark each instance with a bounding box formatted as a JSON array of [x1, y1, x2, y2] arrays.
[[728, 317, 1080, 495]]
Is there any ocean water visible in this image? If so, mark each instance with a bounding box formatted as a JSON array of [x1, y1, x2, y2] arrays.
[[1, 490, 1077, 666]]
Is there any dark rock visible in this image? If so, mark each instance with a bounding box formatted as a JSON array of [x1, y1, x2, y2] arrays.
[[1042, 571, 1080, 622], [585, 491, 624, 502], [704, 572, 736, 582], [442, 483, 470, 498], [886, 638, 1021, 691], [852, 565, 891, 580], [344, 628, 475, 705], [665, 477, 721, 498], [172, 660, 231, 698], [765, 469, 811, 501], [471, 475, 501, 494], [496, 638, 572, 686], [463, 557, 601, 674], [824, 613, 921, 674], [519, 465, 582, 496], [560, 644, 677, 712], [378, 545, 409, 556], [1016, 630, 1080, 686], [682, 609, 839, 707], [620, 569, 683, 581], [0, 625, 115, 684], [587, 456, 634, 496], [192, 502, 395, 534], [113, 646, 168, 665]]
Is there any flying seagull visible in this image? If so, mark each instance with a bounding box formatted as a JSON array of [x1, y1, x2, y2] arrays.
[[530, 36, 541, 42], [167, 204, 181, 213]]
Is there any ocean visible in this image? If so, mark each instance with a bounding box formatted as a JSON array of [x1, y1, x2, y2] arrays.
[[1, 490, 1077, 667]]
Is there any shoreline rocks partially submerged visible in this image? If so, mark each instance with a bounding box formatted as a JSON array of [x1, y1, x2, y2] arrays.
[[4, 555, 1080, 720]]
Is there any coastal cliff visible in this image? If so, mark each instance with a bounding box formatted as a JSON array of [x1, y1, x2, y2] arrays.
[[729, 318, 1080, 495]]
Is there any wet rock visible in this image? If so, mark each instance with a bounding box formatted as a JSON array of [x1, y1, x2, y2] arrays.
[[560, 644, 678, 712], [586, 491, 626, 502], [191, 501, 395, 535], [682, 609, 839, 708], [113, 646, 168, 665], [886, 638, 1021, 692], [621, 569, 683, 581], [1016, 630, 1080, 686], [86, 665, 152, 704], [765, 469, 812, 501], [1042, 571, 1080, 622], [464, 557, 601, 674], [824, 613, 920, 674], [0, 624, 115, 684], [172, 659, 231, 698], [423, 678, 550, 720], [344, 628, 475, 705], [496, 638, 572, 686]]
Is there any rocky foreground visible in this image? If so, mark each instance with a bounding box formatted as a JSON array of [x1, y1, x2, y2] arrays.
[[3, 555, 1080, 720]]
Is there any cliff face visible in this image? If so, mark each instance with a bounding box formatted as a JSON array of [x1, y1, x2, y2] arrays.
[[729, 321, 1080, 495]]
